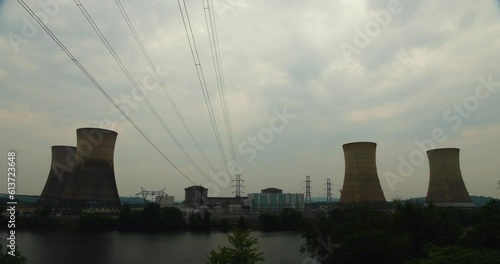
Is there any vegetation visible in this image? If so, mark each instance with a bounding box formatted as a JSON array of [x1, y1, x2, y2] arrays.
[[118, 203, 187, 231], [0, 243, 27, 264], [206, 229, 264, 264], [258, 209, 304, 231], [406, 244, 500, 264], [301, 199, 500, 264]]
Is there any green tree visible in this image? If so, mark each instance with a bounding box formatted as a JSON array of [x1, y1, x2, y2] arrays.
[[206, 229, 264, 264], [238, 216, 248, 230], [280, 208, 303, 230], [0, 243, 27, 264], [258, 213, 280, 231], [79, 212, 116, 230], [406, 244, 500, 264], [462, 199, 500, 250], [160, 207, 186, 230]]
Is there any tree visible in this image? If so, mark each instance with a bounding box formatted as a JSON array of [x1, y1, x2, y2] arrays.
[[0, 243, 27, 264], [280, 209, 303, 230], [258, 213, 280, 231], [206, 229, 265, 264], [406, 244, 500, 264], [462, 199, 500, 250]]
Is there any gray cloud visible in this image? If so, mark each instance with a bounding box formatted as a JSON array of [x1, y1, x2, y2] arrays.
[[1, 0, 499, 200]]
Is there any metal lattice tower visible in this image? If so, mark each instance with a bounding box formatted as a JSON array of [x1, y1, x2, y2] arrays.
[[232, 174, 244, 197], [305, 175, 312, 205], [136, 187, 166, 204], [497, 180, 500, 196], [326, 178, 332, 203]]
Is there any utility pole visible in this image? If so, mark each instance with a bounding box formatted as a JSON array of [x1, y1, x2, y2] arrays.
[[496, 180, 500, 196], [326, 178, 332, 203], [232, 174, 244, 204], [136, 187, 166, 204], [305, 175, 312, 206]]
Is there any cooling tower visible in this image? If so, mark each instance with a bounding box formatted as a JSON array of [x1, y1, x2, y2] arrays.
[[38, 146, 77, 207], [61, 128, 121, 212], [339, 142, 386, 204], [426, 148, 474, 207]]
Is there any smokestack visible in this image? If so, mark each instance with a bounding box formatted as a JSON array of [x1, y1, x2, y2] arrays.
[[426, 148, 474, 207], [38, 146, 77, 207], [60, 128, 121, 211], [339, 142, 386, 204]]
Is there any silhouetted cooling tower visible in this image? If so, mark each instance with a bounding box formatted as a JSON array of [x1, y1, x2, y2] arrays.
[[60, 128, 121, 212], [339, 142, 386, 204], [38, 146, 77, 207], [426, 148, 474, 207]]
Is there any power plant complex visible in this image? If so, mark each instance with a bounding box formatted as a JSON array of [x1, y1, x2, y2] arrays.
[[38, 128, 121, 213], [37, 133, 476, 214]]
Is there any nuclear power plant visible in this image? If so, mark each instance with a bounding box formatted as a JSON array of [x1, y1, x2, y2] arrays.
[[425, 148, 474, 207], [36, 131, 480, 214], [339, 142, 386, 205], [38, 146, 77, 208], [39, 128, 121, 213]]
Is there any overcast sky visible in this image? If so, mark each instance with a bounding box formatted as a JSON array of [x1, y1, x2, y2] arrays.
[[1, 0, 500, 201]]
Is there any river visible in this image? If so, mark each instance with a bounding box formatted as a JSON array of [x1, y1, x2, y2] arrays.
[[3, 230, 311, 264]]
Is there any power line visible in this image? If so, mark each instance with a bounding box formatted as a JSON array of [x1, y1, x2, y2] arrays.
[[203, 0, 238, 163], [75, 0, 210, 181], [17, 0, 196, 185], [177, 0, 232, 178], [114, 0, 220, 176]]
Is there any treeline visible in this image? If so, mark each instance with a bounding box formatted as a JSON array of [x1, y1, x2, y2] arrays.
[[301, 199, 500, 264], [5, 202, 307, 232], [80, 204, 305, 232]]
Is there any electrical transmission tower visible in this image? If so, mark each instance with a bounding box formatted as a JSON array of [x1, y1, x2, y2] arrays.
[[305, 175, 312, 206], [326, 178, 332, 203], [497, 180, 500, 196], [232, 174, 244, 203], [136, 187, 166, 204]]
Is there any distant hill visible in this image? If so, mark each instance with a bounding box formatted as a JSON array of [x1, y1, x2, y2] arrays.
[[311, 197, 339, 202], [1, 194, 495, 207], [0, 194, 147, 205], [403, 195, 496, 207]]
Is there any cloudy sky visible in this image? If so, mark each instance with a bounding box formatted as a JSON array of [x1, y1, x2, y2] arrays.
[[1, 0, 500, 201]]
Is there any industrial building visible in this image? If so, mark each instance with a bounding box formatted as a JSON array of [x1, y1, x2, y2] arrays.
[[247, 188, 304, 211], [38, 146, 77, 208], [39, 128, 121, 213], [182, 185, 244, 211], [426, 148, 475, 207], [183, 185, 210, 208], [339, 142, 386, 205], [155, 195, 175, 207]]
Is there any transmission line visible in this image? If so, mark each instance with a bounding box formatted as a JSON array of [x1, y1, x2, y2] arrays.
[[177, 0, 232, 177], [75, 0, 211, 181], [17, 0, 196, 185], [114, 0, 219, 175], [203, 0, 238, 163]]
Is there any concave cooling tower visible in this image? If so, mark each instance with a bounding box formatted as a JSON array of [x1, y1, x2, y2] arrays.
[[339, 142, 386, 204], [61, 128, 121, 211], [38, 146, 77, 207], [426, 148, 474, 207]]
